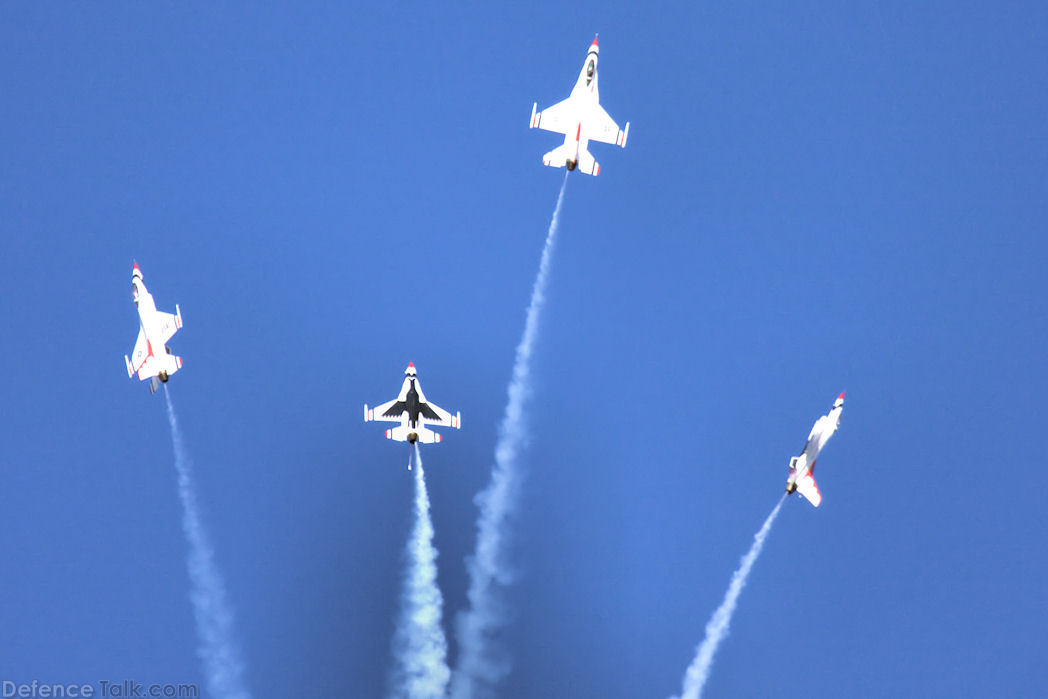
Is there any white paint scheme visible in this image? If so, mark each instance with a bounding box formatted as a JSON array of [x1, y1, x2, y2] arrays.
[[785, 392, 845, 507], [125, 261, 183, 394], [529, 36, 629, 176], [364, 363, 460, 464]]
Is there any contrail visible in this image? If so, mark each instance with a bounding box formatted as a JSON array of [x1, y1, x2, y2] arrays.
[[164, 387, 252, 699], [389, 444, 451, 699], [450, 174, 569, 699], [674, 496, 787, 699]]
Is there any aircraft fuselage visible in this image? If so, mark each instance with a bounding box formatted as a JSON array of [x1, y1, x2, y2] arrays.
[[132, 277, 168, 379]]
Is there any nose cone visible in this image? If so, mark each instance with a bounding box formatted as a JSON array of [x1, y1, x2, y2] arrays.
[[590, 35, 599, 52], [132, 261, 143, 278], [405, 362, 417, 376]]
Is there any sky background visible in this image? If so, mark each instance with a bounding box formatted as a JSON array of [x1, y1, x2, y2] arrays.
[[1, 2, 1046, 697]]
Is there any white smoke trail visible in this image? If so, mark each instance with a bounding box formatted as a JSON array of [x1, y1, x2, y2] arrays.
[[389, 444, 451, 699], [674, 496, 787, 699], [450, 174, 569, 699], [163, 388, 252, 699]]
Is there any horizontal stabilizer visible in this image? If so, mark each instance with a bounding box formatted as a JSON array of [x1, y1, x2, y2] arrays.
[[795, 473, 822, 507], [542, 143, 574, 169], [387, 424, 441, 444], [161, 353, 183, 377], [131, 351, 182, 385], [542, 144, 600, 176], [577, 146, 599, 176]]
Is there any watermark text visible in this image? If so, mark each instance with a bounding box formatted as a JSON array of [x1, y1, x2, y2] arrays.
[[2, 680, 198, 698]]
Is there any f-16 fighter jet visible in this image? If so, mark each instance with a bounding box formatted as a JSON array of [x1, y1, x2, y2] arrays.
[[124, 262, 183, 394], [364, 363, 461, 459], [529, 35, 629, 176], [785, 392, 845, 507]]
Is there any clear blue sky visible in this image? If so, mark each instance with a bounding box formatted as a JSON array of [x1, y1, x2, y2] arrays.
[[1, 2, 1046, 697]]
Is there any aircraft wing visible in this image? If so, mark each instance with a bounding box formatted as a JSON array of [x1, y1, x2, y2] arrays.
[[586, 103, 628, 147], [806, 415, 829, 449], [419, 401, 460, 429], [810, 413, 841, 453], [795, 472, 822, 507], [530, 98, 579, 135], [156, 305, 182, 344], [368, 398, 408, 422], [130, 328, 150, 376]]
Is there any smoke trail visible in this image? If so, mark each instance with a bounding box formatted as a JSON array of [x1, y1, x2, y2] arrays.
[[163, 388, 252, 699], [450, 173, 569, 699], [674, 496, 787, 699], [389, 444, 451, 699]]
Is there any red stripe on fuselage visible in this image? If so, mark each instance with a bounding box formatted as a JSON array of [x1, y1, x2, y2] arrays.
[[136, 338, 156, 375]]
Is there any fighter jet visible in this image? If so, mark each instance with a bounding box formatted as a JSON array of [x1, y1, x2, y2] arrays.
[[529, 35, 629, 176], [124, 262, 183, 394], [785, 392, 845, 507], [364, 363, 461, 463]]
